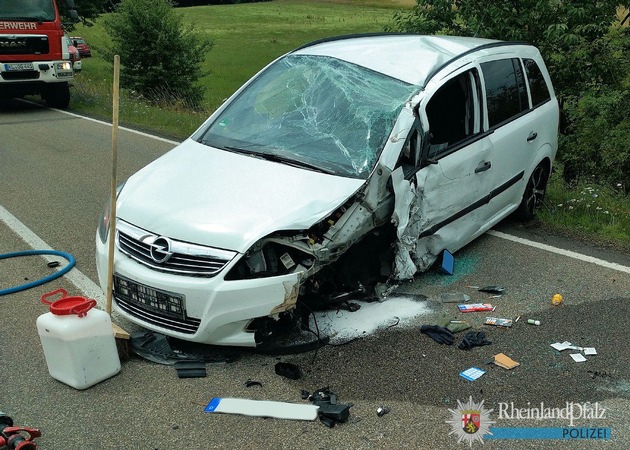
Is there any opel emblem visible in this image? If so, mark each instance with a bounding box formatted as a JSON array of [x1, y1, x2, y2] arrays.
[[150, 237, 173, 263]]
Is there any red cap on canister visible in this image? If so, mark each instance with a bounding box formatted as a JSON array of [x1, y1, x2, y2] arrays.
[[41, 288, 97, 318]]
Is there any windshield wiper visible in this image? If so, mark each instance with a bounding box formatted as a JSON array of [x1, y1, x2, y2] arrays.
[[221, 145, 258, 156], [254, 152, 337, 175], [216, 144, 336, 175]]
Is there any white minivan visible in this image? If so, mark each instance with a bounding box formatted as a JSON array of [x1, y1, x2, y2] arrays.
[[96, 34, 559, 347]]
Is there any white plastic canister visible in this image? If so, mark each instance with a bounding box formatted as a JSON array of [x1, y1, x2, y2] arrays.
[[37, 288, 121, 390]]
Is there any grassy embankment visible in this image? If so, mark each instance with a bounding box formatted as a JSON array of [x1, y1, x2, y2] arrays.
[[70, 0, 413, 138], [68, 0, 630, 249]]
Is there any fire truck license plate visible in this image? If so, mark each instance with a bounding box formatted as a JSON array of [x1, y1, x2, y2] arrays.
[[4, 63, 34, 71]]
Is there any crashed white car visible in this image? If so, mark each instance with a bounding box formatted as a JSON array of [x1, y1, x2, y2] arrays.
[[96, 34, 558, 347]]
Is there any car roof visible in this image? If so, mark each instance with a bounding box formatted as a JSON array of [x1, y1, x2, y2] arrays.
[[292, 34, 508, 86]]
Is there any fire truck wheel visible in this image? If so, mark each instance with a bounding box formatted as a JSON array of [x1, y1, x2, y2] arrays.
[[43, 83, 70, 109]]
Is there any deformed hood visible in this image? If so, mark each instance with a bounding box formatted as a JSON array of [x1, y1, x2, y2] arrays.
[[117, 139, 365, 252]]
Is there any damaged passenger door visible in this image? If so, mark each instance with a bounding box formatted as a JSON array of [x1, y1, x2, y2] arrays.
[[391, 67, 496, 279]]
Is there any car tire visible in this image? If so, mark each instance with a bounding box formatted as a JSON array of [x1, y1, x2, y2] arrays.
[[43, 83, 70, 109], [515, 162, 549, 221]]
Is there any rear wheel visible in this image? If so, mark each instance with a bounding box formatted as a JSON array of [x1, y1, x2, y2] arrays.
[[515, 162, 549, 221], [43, 83, 70, 109]]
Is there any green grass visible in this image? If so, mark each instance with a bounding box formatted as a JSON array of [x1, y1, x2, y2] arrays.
[[69, 0, 412, 137], [538, 168, 630, 250], [65, 0, 630, 250]]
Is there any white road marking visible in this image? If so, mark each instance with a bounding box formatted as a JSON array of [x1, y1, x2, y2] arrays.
[[35, 100, 182, 146], [488, 230, 630, 274]]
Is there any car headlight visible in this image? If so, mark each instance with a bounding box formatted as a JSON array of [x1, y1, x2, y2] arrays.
[[97, 182, 126, 244]]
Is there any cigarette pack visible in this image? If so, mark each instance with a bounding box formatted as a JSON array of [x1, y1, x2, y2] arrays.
[[458, 303, 494, 312]]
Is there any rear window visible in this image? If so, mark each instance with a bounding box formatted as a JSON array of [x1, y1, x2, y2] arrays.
[[481, 58, 528, 128], [523, 58, 551, 107]]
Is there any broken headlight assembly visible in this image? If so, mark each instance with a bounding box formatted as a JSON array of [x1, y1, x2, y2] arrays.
[[225, 239, 314, 280]]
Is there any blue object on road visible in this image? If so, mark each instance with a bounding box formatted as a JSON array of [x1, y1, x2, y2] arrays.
[[0, 249, 75, 296], [440, 249, 454, 275]]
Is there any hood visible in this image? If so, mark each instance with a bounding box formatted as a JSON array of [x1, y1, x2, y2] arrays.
[[118, 139, 365, 252]]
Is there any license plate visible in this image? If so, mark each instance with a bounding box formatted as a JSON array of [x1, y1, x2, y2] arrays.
[[4, 63, 34, 71], [114, 274, 185, 320], [56, 71, 72, 78]]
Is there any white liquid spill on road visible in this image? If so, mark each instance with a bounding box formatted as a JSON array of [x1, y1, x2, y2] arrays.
[[310, 295, 431, 343]]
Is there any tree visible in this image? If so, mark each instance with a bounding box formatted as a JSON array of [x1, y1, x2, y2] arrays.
[[103, 0, 212, 108], [388, 1, 628, 101], [59, 0, 109, 28], [388, 1, 630, 189]]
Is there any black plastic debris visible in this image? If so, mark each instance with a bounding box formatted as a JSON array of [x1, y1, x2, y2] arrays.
[[458, 331, 492, 350], [47, 261, 61, 268], [339, 301, 361, 312], [376, 406, 391, 417], [307, 387, 352, 427], [254, 314, 330, 355], [130, 330, 239, 365], [245, 380, 263, 388], [478, 286, 505, 294], [419, 324, 454, 345], [131, 330, 183, 365], [174, 361, 206, 378], [440, 292, 470, 303], [275, 362, 301, 380]]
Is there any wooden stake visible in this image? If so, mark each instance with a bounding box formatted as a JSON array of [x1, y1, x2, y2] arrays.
[[106, 55, 120, 316]]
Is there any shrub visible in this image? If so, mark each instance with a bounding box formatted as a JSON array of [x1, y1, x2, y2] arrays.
[[388, 1, 630, 192], [387, 0, 625, 103], [561, 80, 630, 191], [103, 0, 212, 109]]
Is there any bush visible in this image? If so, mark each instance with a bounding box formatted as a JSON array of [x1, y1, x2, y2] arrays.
[[387, 1, 630, 193], [558, 27, 630, 191], [560, 81, 630, 192], [103, 0, 212, 109], [387, 0, 625, 103]]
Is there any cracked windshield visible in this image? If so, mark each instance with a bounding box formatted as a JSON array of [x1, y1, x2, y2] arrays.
[[199, 55, 417, 179]]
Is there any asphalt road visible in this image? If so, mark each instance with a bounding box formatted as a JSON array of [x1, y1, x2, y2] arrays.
[[1, 100, 629, 449]]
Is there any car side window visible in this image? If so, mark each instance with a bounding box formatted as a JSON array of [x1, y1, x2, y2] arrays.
[[481, 58, 528, 128], [523, 58, 551, 107], [425, 70, 480, 159]]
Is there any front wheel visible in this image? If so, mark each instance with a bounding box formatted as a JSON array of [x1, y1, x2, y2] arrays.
[[42, 83, 70, 109], [515, 162, 549, 221]]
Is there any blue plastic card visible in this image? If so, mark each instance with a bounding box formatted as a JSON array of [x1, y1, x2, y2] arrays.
[[460, 367, 486, 381]]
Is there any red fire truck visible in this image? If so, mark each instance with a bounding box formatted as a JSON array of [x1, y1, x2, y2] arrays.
[[0, 0, 78, 108]]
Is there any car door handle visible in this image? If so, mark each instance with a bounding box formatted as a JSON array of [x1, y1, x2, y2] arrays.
[[527, 131, 538, 142], [475, 161, 492, 173]]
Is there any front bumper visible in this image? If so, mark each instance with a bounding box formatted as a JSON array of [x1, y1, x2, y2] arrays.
[[96, 232, 301, 347], [0, 60, 73, 83], [0, 60, 73, 98]]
